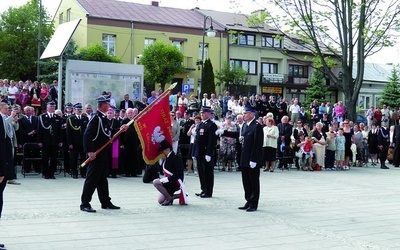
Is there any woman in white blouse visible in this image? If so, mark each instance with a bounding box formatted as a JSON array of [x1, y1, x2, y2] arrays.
[[263, 118, 279, 172]]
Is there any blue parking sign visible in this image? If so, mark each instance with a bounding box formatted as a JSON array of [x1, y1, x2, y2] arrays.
[[182, 84, 190, 94]]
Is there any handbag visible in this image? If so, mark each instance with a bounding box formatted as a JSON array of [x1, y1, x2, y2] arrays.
[[295, 149, 303, 158]]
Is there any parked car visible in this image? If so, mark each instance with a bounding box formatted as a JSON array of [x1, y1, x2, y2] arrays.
[[356, 114, 367, 125]]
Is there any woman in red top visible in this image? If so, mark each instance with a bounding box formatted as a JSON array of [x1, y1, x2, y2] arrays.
[[40, 83, 50, 113], [373, 106, 383, 127]]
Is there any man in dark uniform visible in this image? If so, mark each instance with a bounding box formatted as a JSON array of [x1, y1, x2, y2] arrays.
[[62, 103, 73, 174], [378, 119, 390, 169], [66, 103, 89, 179], [193, 106, 217, 198], [37, 101, 63, 179], [277, 116, 293, 169], [237, 106, 263, 212], [49, 80, 58, 108], [18, 106, 39, 173], [80, 96, 127, 213]]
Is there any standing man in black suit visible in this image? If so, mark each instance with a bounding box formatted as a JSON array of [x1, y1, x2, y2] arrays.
[[49, 80, 58, 108], [119, 94, 134, 110], [277, 116, 293, 169], [393, 124, 400, 168], [18, 106, 40, 173], [80, 96, 128, 213], [194, 106, 217, 198], [378, 119, 390, 169], [66, 103, 89, 179], [37, 101, 63, 179], [0, 109, 9, 250]]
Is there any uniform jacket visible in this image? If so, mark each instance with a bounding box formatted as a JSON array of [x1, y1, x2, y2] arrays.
[[377, 126, 390, 145], [193, 119, 218, 158], [277, 122, 293, 145], [37, 113, 63, 146], [66, 114, 89, 147], [83, 111, 112, 160], [241, 119, 264, 168], [18, 115, 38, 144], [119, 100, 134, 110]]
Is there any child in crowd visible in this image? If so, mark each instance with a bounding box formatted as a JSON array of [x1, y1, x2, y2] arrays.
[[325, 131, 336, 170], [335, 128, 346, 170]]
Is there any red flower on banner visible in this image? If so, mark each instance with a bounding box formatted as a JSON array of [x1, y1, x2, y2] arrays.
[[134, 90, 172, 165]]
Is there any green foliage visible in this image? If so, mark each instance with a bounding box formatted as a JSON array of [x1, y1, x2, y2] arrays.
[[0, 0, 54, 80], [215, 62, 250, 96], [380, 66, 400, 108], [77, 43, 121, 63], [202, 58, 215, 96], [304, 67, 331, 106], [140, 40, 184, 91]]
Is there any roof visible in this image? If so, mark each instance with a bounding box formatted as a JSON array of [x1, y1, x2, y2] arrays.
[[356, 63, 394, 82], [76, 0, 225, 30], [195, 9, 281, 35]]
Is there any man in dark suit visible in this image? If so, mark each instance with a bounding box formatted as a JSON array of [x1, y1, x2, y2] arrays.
[[80, 96, 128, 213], [193, 106, 217, 198], [62, 103, 73, 174], [378, 119, 390, 169], [152, 140, 184, 205], [393, 124, 400, 168], [238, 106, 263, 212], [37, 101, 63, 179], [18, 106, 40, 173], [120, 108, 141, 177], [0, 107, 9, 250], [49, 80, 58, 108], [277, 116, 293, 169], [119, 94, 134, 110], [66, 103, 89, 179]]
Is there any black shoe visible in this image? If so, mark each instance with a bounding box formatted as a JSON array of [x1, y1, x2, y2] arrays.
[[161, 198, 173, 206], [246, 207, 257, 212], [125, 174, 132, 177], [381, 166, 389, 169], [72, 175, 78, 179], [80, 205, 96, 213], [101, 203, 121, 209], [238, 204, 249, 210], [0, 243, 5, 248], [195, 192, 204, 196], [81, 174, 86, 178], [0, 245, 5, 250], [49, 176, 56, 179], [200, 193, 212, 198]]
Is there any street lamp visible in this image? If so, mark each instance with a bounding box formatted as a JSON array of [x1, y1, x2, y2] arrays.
[[199, 15, 216, 96]]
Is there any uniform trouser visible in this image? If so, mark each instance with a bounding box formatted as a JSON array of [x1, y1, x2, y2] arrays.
[[42, 145, 58, 178], [241, 167, 260, 209], [81, 158, 111, 206], [325, 150, 336, 169], [380, 143, 389, 166], [0, 178, 7, 218], [70, 146, 86, 176], [197, 158, 214, 196]]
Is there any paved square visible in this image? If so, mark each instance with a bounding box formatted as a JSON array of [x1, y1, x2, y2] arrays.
[[1, 166, 400, 249]]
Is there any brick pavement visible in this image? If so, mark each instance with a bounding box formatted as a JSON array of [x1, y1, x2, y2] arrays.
[[1, 166, 400, 249]]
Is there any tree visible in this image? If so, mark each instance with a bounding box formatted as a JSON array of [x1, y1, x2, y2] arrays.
[[76, 43, 121, 63], [249, 0, 400, 120], [202, 58, 216, 96], [140, 40, 184, 91], [0, 0, 54, 80], [380, 65, 400, 108], [216, 63, 250, 96], [304, 67, 331, 106]]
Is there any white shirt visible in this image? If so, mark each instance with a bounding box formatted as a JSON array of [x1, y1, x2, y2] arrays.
[[289, 104, 300, 114], [7, 86, 18, 99]]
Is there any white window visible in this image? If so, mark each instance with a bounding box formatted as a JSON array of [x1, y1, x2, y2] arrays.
[[144, 38, 155, 48], [230, 59, 257, 75], [59, 13, 64, 24], [66, 9, 71, 22], [172, 41, 183, 52], [102, 34, 116, 56], [198, 43, 209, 60]]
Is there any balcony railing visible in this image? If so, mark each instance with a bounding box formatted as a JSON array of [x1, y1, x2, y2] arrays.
[[261, 73, 311, 85]]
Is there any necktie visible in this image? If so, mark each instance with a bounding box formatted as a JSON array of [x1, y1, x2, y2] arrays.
[[28, 116, 31, 124], [78, 115, 81, 120], [203, 99, 206, 106]]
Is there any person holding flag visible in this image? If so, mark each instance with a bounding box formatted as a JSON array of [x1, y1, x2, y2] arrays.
[[80, 96, 128, 213], [153, 140, 186, 205]]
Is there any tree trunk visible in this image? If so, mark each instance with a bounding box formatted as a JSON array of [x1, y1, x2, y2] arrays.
[[344, 93, 357, 122]]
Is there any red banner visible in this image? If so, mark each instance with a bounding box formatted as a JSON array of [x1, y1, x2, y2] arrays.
[[134, 90, 172, 165]]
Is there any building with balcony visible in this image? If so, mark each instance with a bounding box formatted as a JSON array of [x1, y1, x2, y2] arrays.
[[54, 0, 227, 96]]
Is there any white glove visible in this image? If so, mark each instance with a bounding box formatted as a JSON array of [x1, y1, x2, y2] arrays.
[[250, 161, 257, 168], [215, 128, 224, 136], [160, 177, 169, 183], [205, 155, 211, 162]]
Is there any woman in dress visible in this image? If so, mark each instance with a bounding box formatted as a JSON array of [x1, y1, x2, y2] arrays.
[[30, 81, 41, 115], [342, 119, 354, 167], [367, 123, 379, 166], [187, 115, 201, 175], [262, 118, 279, 172], [39, 83, 50, 113], [311, 122, 327, 168], [218, 116, 237, 171]]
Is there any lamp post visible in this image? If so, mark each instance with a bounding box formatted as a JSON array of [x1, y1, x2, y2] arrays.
[[199, 15, 216, 97]]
